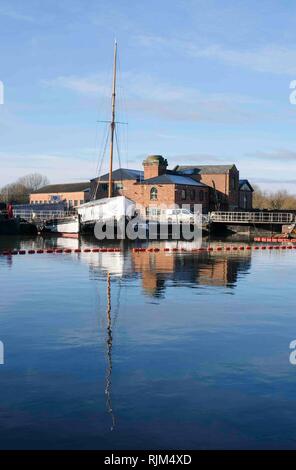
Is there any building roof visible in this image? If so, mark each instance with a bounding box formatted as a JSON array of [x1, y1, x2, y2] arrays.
[[141, 174, 207, 186], [31, 182, 90, 194], [174, 164, 236, 174], [91, 168, 144, 182], [239, 179, 254, 191]]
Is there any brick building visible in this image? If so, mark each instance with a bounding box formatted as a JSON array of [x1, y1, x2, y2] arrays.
[[91, 155, 210, 214], [31, 156, 252, 214], [30, 182, 90, 208], [174, 164, 240, 210]]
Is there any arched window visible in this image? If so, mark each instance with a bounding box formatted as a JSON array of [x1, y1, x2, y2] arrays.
[[150, 187, 158, 200]]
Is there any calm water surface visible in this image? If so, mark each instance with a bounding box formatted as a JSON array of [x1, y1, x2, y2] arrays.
[[0, 236, 296, 449]]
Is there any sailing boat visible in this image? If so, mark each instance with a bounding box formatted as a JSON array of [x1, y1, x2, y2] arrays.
[[78, 41, 135, 233], [42, 214, 80, 235], [45, 42, 134, 235]]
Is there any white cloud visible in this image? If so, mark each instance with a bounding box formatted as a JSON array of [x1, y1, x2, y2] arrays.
[[43, 75, 110, 96], [136, 34, 296, 75], [246, 148, 296, 162], [43, 71, 267, 123], [0, 5, 35, 22]]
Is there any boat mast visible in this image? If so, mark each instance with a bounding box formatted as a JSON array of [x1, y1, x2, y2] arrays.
[[108, 40, 117, 198]]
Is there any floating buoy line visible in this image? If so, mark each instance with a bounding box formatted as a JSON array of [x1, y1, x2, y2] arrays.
[[1, 244, 296, 256]]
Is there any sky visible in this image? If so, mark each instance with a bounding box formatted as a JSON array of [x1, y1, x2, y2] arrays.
[[1, 0, 296, 191]]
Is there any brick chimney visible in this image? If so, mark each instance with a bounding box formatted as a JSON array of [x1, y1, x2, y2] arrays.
[[143, 155, 168, 180]]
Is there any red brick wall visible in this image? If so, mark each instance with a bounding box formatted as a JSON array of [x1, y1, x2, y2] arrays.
[[125, 183, 209, 214], [199, 173, 228, 195], [143, 162, 167, 179], [174, 185, 209, 212], [92, 179, 209, 213], [199, 169, 239, 209], [92, 180, 138, 200]]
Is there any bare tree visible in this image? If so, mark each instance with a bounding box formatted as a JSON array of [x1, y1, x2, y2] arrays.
[[0, 173, 49, 204], [17, 173, 49, 192], [253, 185, 296, 210]]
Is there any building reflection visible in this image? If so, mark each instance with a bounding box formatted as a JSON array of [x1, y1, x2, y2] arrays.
[[82, 242, 252, 297], [131, 250, 251, 297], [1, 235, 252, 297]]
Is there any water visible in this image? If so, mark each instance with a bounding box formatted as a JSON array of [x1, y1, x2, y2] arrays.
[[0, 236, 296, 449]]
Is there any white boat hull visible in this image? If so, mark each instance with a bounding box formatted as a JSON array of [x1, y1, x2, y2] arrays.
[[44, 217, 80, 234]]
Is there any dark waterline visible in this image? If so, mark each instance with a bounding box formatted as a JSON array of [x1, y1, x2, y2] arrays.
[[0, 235, 295, 449]]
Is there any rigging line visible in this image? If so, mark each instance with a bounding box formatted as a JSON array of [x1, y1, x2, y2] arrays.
[[94, 127, 107, 176], [91, 122, 99, 176], [95, 122, 109, 175], [114, 126, 123, 186], [116, 51, 129, 169], [95, 124, 109, 177], [92, 66, 112, 176], [93, 125, 110, 199], [96, 126, 110, 181]]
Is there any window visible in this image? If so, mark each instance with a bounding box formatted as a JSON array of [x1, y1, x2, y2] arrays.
[[146, 207, 160, 216], [102, 183, 108, 192], [80, 200, 84, 205], [115, 182, 123, 191], [68, 200, 73, 207], [199, 191, 204, 202], [181, 190, 186, 200], [190, 189, 195, 201], [74, 200, 78, 206], [150, 187, 158, 200]]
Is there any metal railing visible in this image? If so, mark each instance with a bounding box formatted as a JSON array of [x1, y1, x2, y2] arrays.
[[12, 209, 76, 222], [210, 211, 295, 224]]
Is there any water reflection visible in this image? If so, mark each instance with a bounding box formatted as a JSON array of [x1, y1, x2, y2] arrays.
[[131, 251, 251, 297], [0, 235, 296, 449], [84, 246, 252, 298], [0, 236, 253, 296], [105, 272, 115, 431]]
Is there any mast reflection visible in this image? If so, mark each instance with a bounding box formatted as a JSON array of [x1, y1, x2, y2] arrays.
[[105, 272, 115, 431]]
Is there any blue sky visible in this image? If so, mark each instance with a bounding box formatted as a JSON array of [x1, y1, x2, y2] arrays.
[[1, 0, 296, 191]]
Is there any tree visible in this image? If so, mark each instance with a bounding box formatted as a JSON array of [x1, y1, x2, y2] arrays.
[[0, 173, 49, 204], [0, 182, 29, 204], [253, 185, 296, 210], [17, 173, 49, 192]]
